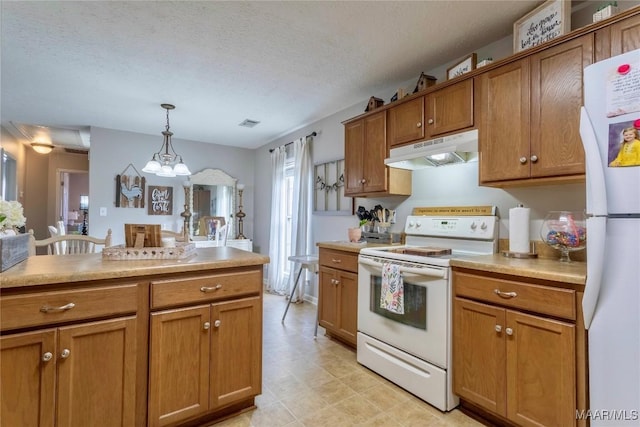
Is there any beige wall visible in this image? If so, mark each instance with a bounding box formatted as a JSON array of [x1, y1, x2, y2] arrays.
[[23, 147, 89, 240]]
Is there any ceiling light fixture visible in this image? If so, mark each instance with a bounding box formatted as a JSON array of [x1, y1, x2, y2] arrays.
[[31, 142, 54, 154], [142, 103, 191, 177]]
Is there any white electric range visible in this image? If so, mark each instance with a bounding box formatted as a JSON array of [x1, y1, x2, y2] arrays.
[[357, 215, 499, 412]]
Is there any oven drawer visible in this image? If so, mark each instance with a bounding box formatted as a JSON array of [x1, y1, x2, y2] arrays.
[[150, 269, 261, 309], [453, 271, 576, 320], [319, 249, 358, 272]]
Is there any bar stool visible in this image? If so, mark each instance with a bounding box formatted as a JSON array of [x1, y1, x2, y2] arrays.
[[282, 254, 319, 337]]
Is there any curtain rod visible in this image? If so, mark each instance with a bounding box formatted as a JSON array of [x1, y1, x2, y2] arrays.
[[269, 131, 317, 153]]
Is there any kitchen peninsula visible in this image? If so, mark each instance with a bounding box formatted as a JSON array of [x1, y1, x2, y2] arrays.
[[0, 247, 269, 427]]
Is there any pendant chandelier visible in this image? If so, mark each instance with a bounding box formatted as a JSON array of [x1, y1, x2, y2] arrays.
[[142, 103, 191, 177]]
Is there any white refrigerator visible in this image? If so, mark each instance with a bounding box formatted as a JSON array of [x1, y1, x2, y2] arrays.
[[580, 48, 640, 426]]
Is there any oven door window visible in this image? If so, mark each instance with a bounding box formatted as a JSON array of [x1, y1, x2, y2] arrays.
[[369, 274, 426, 330]]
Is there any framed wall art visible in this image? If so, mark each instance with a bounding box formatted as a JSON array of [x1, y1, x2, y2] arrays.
[[447, 53, 477, 80], [115, 163, 145, 208], [147, 185, 173, 215], [513, 0, 571, 53]]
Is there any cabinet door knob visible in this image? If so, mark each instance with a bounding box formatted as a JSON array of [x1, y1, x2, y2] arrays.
[[495, 325, 502, 333], [417, 122, 422, 128], [360, 178, 366, 184], [505, 328, 514, 336], [530, 155, 538, 163], [519, 157, 527, 164], [60, 349, 71, 359], [214, 320, 221, 328], [42, 352, 53, 362], [427, 119, 434, 124], [200, 284, 222, 293], [203, 322, 211, 330]]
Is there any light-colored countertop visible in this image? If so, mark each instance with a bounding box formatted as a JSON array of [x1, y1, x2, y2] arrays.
[[317, 241, 585, 286], [451, 254, 586, 286], [317, 241, 398, 253], [0, 247, 270, 289]]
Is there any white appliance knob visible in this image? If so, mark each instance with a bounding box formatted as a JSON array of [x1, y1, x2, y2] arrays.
[[470, 222, 477, 230], [415, 222, 421, 228], [408, 221, 415, 228], [481, 222, 487, 230]]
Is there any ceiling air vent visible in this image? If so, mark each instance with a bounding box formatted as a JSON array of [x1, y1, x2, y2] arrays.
[[238, 119, 260, 128]]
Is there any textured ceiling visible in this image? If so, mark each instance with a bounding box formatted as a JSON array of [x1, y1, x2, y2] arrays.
[[1, 1, 543, 150]]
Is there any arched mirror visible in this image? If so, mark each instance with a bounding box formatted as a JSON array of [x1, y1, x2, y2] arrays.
[[188, 168, 236, 239]]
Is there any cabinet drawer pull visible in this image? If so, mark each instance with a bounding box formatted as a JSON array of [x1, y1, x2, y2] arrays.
[[494, 289, 517, 298], [42, 352, 53, 362], [40, 302, 75, 313], [331, 259, 342, 263], [214, 320, 221, 328], [505, 327, 514, 336], [200, 284, 222, 293], [60, 349, 71, 359], [495, 325, 502, 333], [519, 157, 527, 164]]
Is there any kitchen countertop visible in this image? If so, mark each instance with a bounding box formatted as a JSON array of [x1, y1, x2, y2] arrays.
[[316, 241, 398, 253], [0, 247, 270, 289], [451, 254, 586, 286]]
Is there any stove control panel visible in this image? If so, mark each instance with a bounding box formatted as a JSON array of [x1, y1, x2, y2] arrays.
[[405, 215, 498, 239]]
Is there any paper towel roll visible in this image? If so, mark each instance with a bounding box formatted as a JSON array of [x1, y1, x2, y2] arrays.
[[509, 206, 530, 253]]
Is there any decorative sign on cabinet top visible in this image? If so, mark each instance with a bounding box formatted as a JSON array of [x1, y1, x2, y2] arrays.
[[513, 0, 571, 53]]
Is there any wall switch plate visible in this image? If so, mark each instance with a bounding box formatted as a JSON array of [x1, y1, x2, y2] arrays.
[[99, 207, 107, 216]]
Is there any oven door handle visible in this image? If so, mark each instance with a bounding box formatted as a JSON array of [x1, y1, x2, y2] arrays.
[[359, 257, 447, 279]]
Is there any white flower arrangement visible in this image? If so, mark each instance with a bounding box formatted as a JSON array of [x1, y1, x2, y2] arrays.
[[0, 199, 26, 233]]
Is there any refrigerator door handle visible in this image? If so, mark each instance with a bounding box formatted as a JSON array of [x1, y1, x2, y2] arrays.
[[579, 107, 608, 216], [583, 216, 607, 329]]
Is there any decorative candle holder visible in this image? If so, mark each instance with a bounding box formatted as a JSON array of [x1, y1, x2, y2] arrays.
[[236, 184, 246, 239]]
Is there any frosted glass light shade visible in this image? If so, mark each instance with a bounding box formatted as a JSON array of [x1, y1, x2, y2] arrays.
[[157, 164, 176, 177], [142, 159, 161, 173], [173, 162, 191, 176]]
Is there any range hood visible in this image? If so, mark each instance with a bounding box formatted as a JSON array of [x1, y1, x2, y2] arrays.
[[384, 129, 478, 170]]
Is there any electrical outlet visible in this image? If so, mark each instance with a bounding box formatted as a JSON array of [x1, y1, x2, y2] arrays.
[[99, 207, 107, 216]]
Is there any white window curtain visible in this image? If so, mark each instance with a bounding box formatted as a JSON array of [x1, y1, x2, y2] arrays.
[[267, 135, 313, 301], [267, 145, 287, 294], [287, 137, 313, 302]]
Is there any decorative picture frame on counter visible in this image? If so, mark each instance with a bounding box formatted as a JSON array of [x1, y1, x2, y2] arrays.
[[447, 53, 477, 80], [513, 0, 571, 53]]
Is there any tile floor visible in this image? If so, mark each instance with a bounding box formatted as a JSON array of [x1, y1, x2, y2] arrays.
[[212, 292, 485, 427]]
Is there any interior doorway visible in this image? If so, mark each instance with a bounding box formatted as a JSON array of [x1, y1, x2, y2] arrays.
[[57, 169, 89, 234]]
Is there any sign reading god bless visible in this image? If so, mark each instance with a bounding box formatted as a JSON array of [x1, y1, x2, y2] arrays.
[[513, 0, 571, 53], [148, 186, 173, 215]]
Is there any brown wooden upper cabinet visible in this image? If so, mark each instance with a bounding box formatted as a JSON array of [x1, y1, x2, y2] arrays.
[[344, 111, 411, 197], [388, 79, 474, 148], [595, 12, 640, 60], [477, 34, 593, 186]]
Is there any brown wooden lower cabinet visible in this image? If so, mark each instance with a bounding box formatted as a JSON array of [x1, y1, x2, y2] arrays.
[[452, 269, 586, 427], [1, 317, 137, 427], [317, 248, 358, 347], [148, 297, 262, 427]]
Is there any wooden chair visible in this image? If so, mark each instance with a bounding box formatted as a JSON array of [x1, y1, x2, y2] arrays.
[[28, 229, 113, 255], [160, 227, 187, 242], [216, 224, 229, 246]]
